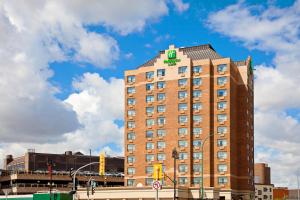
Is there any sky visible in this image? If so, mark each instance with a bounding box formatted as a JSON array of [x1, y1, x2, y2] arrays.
[[0, 0, 299, 188]]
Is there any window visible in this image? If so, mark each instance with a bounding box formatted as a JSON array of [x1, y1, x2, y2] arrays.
[[146, 130, 154, 138], [217, 126, 227, 134], [146, 107, 154, 114], [178, 128, 188, 136], [217, 114, 227, 122], [146, 166, 153, 174], [217, 77, 227, 85], [178, 66, 188, 74], [146, 142, 154, 150], [157, 105, 166, 113], [157, 153, 166, 161], [178, 91, 187, 99], [193, 90, 202, 98], [127, 179, 135, 186], [193, 152, 202, 160], [157, 93, 166, 101], [157, 69, 165, 77], [263, 187, 268, 192], [157, 141, 166, 149], [146, 71, 154, 79], [179, 115, 188, 123], [218, 164, 227, 172], [146, 83, 154, 91], [127, 156, 135, 163], [179, 164, 188, 172], [157, 117, 166, 125], [179, 177, 188, 185], [217, 89, 227, 97], [127, 167, 135, 175], [193, 115, 202, 123], [178, 103, 187, 111], [178, 78, 188, 86], [157, 81, 166, 89], [178, 140, 188, 147], [146, 119, 155, 126], [193, 103, 202, 111], [218, 102, 227, 109], [193, 128, 202, 135], [217, 140, 227, 147], [193, 140, 201, 147], [178, 152, 188, 160], [127, 87, 135, 94], [217, 151, 227, 159], [157, 129, 166, 137], [146, 154, 154, 162], [193, 66, 202, 73], [217, 64, 227, 72], [193, 78, 202, 86], [145, 178, 154, 186], [192, 177, 202, 185], [127, 144, 135, 151], [193, 164, 202, 172], [146, 95, 154, 103], [127, 98, 135, 105], [127, 121, 135, 128], [128, 110, 135, 116], [127, 75, 135, 83], [258, 190, 262, 195], [218, 177, 228, 184], [127, 132, 135, 140]]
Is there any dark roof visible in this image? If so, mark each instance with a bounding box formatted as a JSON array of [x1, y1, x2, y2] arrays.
[[138, 44, 223, 68]]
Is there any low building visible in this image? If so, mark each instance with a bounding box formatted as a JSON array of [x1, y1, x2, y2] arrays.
[[287, 189, 300, 200], [254, 163, 274, 200], [273, 187, 289, 200]]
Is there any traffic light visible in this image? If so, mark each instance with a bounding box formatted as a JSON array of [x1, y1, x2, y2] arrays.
[[99, 153, 105, 176], [153, 164, 163, 180]]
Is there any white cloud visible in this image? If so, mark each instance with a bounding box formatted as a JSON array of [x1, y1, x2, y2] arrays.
[[172, 0, 190, 13], [207, 1, 300, 188]]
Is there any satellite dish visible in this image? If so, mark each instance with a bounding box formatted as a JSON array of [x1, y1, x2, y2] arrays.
[[136, 183, 143, 187]]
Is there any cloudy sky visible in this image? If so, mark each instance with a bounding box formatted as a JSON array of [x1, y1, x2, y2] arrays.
[[0, 0, 299, 188]]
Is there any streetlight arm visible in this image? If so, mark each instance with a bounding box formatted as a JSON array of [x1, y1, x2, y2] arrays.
[[164, 173, 175, 184]]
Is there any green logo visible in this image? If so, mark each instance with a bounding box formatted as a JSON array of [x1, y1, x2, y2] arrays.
[[164, 50, 181, 66], [167, 50, 176, 59]]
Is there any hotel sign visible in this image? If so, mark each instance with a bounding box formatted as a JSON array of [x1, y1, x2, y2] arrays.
[[164, 50, 181, 66]]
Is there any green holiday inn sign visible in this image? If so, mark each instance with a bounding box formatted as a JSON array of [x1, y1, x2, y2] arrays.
[[164, 50, 181, 66]]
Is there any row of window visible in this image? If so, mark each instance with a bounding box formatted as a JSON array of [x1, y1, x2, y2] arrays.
[[126, 64, 228, 83]]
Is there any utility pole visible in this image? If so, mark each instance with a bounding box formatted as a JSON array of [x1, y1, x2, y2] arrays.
[[297, 169, 299, 200], [172, 148, 179, 200]]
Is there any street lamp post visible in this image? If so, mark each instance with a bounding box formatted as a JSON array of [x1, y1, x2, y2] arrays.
[[297, 169, 299, 200], [172, 148, 179, 200]]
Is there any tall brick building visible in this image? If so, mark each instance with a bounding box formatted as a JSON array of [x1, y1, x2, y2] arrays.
[[124, 44, 254, 199]]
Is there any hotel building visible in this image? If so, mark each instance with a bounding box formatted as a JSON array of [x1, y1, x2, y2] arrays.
[[124, 44, 254, 199]]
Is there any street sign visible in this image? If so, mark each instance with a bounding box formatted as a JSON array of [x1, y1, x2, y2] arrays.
[[152, 180, 161, 190]]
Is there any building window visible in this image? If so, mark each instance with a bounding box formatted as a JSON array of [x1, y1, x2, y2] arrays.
[[157, 153, 166, 161], [146, 166, 153, 174], [127, 156, 135, 164], [218, 164, 227, 172], [127, 167, 135, 175], [179, 164, 188, 172], [146, 106, 154, 114], [193, 103, 202, 111], [157, 93, 166, 101], [127, 144, 135, 152], [217, 77, 227, 85], [127, 179, 135, 186], [192, 177, 202, 185], [193, 66, 202, 73], [218, 177, 228, 184], [157, 69, 165, 77], [127, 121, 135, 128], [217, 114, 227, 122], [146, 95, 154, 103], [128, 110, 136, 117], [217, 151, 227, 159], [146, 119, 155, 126], [193, 128, 202, 135], [193, 140, 202, 147], [157, 117, 166, 125], [146, 154, 154, 162], [157, 81, 166, 89], [193, 164, 202, 172], [157, 105, 166, 113], [193, 115, 202, 123], [127, 75, 135, 83], [146, 130, 154, 138], [218, 101, 227, 109], [146, 142, 154, 150], [217, 64, 227, 72], [178, 177, 188, 185], [157, 129, 166, 137], [157, 141, 166, 149], [193, 152, 202, 160], [146, 71, 154, 79], [193, 90, 202, 98], [127, 132, 135, 140], [178, 91, 187, 99], [217, 140, 227, 147], [127, 87, 135, 94], [178, 140, 188, 148], [145, 178, 154, 186], [179, 152, 188, 160], [178, 66, 188, 74], [146, 83, 154, 91], [179, 115, 188, 123], [217, 89, 227, 97], [217, 126, 227, 134], [178, 78, 188, 86], [178, 103, 188, 111], [178, 128, 188, 136], [127, 98, 136, 105], [258, 190, 262, 195], [193, 78, 202, 86]]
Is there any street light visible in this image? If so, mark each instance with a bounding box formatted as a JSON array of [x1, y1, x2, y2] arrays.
[[172, 148, 179, 200]]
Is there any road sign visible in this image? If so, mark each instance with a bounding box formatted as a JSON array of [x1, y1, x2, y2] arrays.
[[152, 180, 161, 190]]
